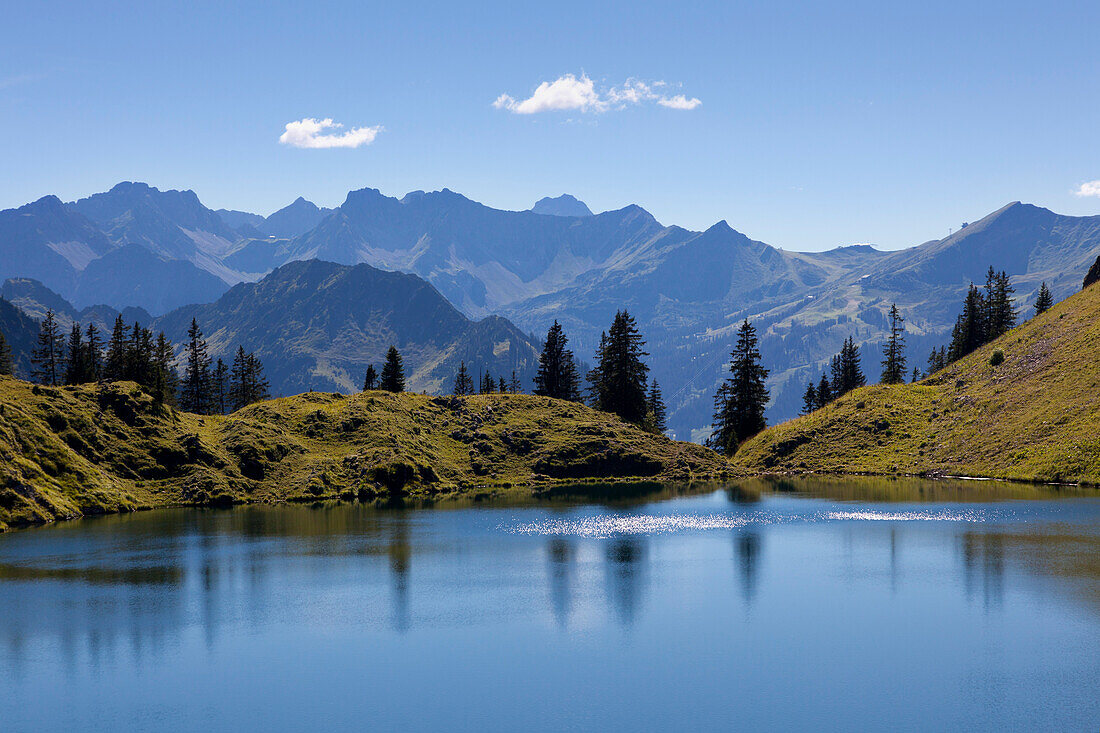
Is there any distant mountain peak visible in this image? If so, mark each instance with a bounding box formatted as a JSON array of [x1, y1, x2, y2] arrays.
[[531, 194, 594, 218]]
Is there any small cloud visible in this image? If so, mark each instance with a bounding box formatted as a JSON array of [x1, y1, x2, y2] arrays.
[[657, 94, 702, 110], [1074, 180, 1100, 198], [278, 117, 382, 149], [494, 74, 700, 114], [493, 74, 603, 114]]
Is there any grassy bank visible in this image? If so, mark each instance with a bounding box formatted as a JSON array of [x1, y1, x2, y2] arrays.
[[733, 282, 1100, 484], [0, 377, 725, 531]]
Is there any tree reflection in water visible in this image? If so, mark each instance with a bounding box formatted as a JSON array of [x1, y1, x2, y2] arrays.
[[604, 537, 647, 627]]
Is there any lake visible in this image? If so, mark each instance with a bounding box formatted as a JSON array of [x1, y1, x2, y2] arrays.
[[1, 478, 1098, 732]]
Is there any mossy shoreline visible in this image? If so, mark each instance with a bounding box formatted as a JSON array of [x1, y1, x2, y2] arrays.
[[0, 376, 726, 532]]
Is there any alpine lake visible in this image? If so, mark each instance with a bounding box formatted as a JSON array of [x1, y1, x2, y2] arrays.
[[1, 477, 1097, 731]]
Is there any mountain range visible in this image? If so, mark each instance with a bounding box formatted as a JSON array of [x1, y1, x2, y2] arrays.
[[3, 181, 1100, 438]]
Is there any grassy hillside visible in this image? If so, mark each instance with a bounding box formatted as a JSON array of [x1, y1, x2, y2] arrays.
[[733, 282, 1100, 484], [0, 377, 724, 531]]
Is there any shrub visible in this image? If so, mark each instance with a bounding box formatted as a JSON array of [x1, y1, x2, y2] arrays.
[[990, 348, 1005, 366]]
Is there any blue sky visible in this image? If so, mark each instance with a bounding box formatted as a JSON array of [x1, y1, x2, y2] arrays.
[[2, 0, 1099, 251]]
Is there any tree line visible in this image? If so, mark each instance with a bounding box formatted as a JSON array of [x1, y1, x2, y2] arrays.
[[22, 310, 269, 414]]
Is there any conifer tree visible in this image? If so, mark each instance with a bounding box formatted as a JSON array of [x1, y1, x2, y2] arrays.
[[181, 318, 211, 413], [453, 361, 474, 395], [509, 370, 522, 394], [31, 309, 64, 386], [837, 337, 865, 395], [245, 353, 270, 404], [104, 315, 129, 381], [911, 366, 922, 383], [211, 359, 229, 414], [708, 320, 769, 455], [64, 323, 85, 385], [380, 346, 405, 393], [228, 347, 270, 410], [880, 303, 907, 384], [927, 347, 946, 375], [151, 332, 177, 406], [801, 381, 817, 415], [949, 284, 987, 362], [0, 328, 12, 376], [1033, 282, 1053, 316], [587, 311, 650, 424], [815, 373, 832, 409], [363, 364, 378, 391], [498, 376, 507, 393], [84, 323, 103, 382], [986, 270, 1017, 340], [229, 347, 249, 409], [479, 371, 495, 394], [645, 378, 668, 434], [534, 320, 581, 401]]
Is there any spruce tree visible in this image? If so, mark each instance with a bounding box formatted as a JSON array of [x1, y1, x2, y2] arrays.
[[228, 347, 270, 409], [84, 323, 103, 382], [363, 364, 378, 391], [509, 370, 522, 394], [104, 315, 129, 381], [479, 371, 495, 394], [498, 376, 507, 393], [1033, 282, 1053, 316], [645, 379, 668, 434], [211, 359, 229, 414], [911, 367, 922, 383], [949, 284, 989, 362], [880, 303, 907, 384], [587, 311, 650, 424], [987, 270, 1017, 340], [838, 337, 865, 394], [534, 320, 581, 401], [31, 309, 64, 386], [151, 332, 177, 406], [801, 381, 817, 415], [0, 328, 12, 376], [707, 320, 769, 455], [816, 373, 832, 409], [453, 362, 474, 395], [380, 346, 405, 393], [245, 353, 270, 404], [927, 347, 945, 375], [64, 323, 85, 385], [181, 318, 211, 413], [229, 347, 249, 410]]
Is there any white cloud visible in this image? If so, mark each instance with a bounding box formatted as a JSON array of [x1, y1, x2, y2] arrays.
[[278, 118, 382, 149], [493, 73, 604, 114], [657, 94, 702, 110], [494, 74, 700, 114], [1074, 180, 1100, 198]]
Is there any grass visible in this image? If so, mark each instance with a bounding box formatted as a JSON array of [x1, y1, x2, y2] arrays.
[[0, 380, 725, 531], [732, 282, 1100, 484]]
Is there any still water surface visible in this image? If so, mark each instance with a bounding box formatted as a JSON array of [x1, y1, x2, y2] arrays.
[[1, 478, 1098, 731]]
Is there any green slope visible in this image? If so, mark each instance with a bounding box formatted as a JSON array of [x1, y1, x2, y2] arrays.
[[0, 378, 724, 531], [733, 282, 1100, 484]]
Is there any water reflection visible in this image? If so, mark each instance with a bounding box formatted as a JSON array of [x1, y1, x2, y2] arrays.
[[388, 515, 412, 633], [734, 530, 762, 604], [546, 538, 574, 628], [0, 479, 1096, 679], [604, 537, 648, 626]]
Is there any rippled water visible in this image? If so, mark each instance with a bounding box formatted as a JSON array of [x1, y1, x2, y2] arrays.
[[1, 477, 1098, 732]]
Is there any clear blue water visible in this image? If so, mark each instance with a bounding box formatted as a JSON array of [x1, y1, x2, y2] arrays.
[[1, 478, 1098, 732]]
